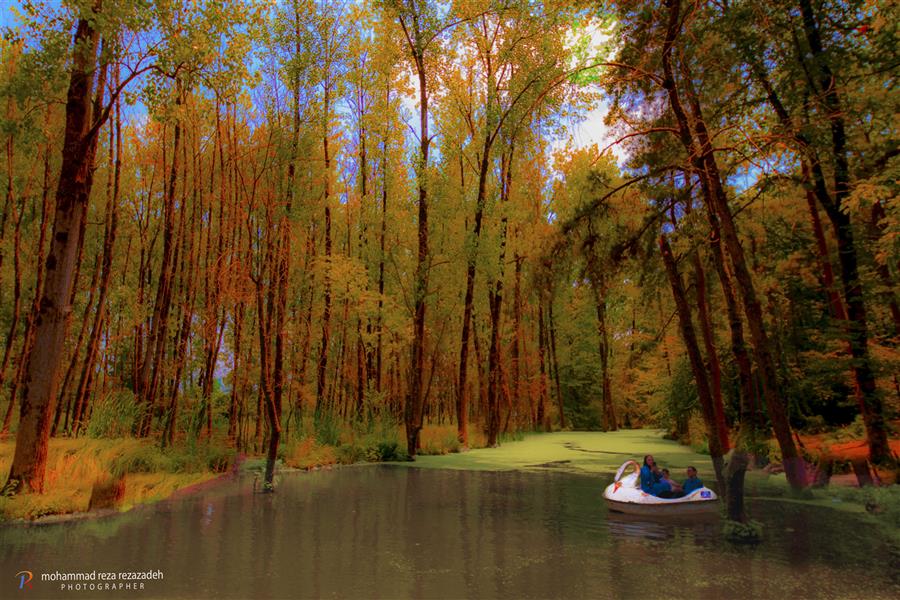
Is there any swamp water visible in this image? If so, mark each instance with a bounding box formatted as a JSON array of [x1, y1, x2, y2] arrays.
[[1, 465, 898, 599]]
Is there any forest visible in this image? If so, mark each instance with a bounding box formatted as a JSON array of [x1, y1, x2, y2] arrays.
[[0, 0, 897, 528]]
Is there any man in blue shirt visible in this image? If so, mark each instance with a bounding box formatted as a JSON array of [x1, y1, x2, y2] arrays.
[[682, 466, 703, 494]]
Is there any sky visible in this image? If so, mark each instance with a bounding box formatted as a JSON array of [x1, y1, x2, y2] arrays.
[[0, 1, 24, 29], [0, 0, 621, 170]]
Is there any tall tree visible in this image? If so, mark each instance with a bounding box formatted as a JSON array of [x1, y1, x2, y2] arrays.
[[4, 5, 115, 493]]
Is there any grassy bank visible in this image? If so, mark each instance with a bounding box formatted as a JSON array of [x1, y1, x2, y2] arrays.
[[0, 438, 232, 521], [280, 421, 483, 469], [0, 421, 466, 521]]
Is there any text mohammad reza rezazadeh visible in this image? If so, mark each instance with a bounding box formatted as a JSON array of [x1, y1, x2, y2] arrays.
[[40, 569, 164, 591]]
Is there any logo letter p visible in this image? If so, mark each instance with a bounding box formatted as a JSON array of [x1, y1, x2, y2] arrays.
[[16, 571, 33, 590]]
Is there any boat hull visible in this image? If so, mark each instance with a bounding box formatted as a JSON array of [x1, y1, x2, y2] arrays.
[[604, 497, 719, 516]]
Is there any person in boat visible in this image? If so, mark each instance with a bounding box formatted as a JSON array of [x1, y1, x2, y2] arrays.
[[640, 455, 672, 497], [682, 466, 703, 494], [660, 468, 683, 496]]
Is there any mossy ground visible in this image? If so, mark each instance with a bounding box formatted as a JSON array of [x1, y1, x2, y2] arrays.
[[402, 429, 713, 474]]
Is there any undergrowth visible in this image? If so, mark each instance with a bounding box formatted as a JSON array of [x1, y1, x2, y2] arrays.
[[0, 438, 229, 521]]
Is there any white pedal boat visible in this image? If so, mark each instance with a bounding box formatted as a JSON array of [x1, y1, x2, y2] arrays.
[[603, 460, 719, 516]]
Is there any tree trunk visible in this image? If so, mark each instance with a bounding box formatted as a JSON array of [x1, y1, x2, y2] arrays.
[[659, 235, 726, 492], [71, 89, 121, 436], [757, 0, 891, 465], [660, 0, 804, 489], [536, 303, 550, 431], [4, 14, 105, 494], [457, 132, 493, 447], [706, 212, 757, 435], [404, 49, 430, 458], [725, 449, 750, 523], [485, 147, 514, 446], [315, 84, 333, 417], [255, 252, 280, 489], [56, 193, 105, 434], [229, 302, 244, 444], [138, 88, 183, 437], [691, 249, 728, 451], [512, 253, 531, 427], [0, 138, 22, 402], [547, 299, 565, 429], [585, 246, 617, 432], [0, 192, 23, 416], [1, 145, 51, 435]]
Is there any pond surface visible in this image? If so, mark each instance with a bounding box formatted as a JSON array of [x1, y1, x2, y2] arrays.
[[2, 466, 898, 599]]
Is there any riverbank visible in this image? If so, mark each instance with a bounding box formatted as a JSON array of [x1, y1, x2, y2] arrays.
[[0, 422, 465, 522], [0, 438, 229, 522]]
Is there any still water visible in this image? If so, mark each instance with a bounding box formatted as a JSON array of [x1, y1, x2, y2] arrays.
[[2, 466, 898, 599]]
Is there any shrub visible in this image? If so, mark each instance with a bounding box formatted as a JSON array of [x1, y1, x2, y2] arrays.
[[418, 425, 460, 455], [204, 445, 234, 473], [284, 438, 337, 470], [723, 519, 763, 544], [690, 437, 710, 456], [109, 444, 173, 477], [86, 391, 141, 439], [373, 440, 402, 461], [314, 412, 342, 447], [500, 430, 526, 443], [336, 444, 364, 464]]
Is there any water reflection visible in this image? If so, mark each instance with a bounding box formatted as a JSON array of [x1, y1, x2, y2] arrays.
[[604, 511, 719, 543], [0, 466, 897, 599]]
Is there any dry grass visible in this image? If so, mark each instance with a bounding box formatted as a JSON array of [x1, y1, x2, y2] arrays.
[[283, 438, 338, 469], [0, 438, 218, 521], [417, 424, 486, 454]]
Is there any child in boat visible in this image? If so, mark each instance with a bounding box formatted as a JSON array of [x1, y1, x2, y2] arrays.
[[682, 466, 703, 494], [660, 468, 683, 496], [640, 455, 672, 496]]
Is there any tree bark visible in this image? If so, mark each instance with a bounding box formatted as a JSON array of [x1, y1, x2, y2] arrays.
[[547, 298, 565, 429], [659, 235, 726, 492], [1, 141, 52, 435], [71, 87, 121, 436], [486, 146, 514, 446], [691, 249, 728, 451], [0, 183, 22, 414], [536, 303, 549, 431], [138, 87, 183, 437], [400, 29, 430, 458], [4, 13, 105, 494], [661, 0, 804, 489], [795, 0, 890, 464], [316, 84, 333, 418], [457, 129, 493, 447]]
